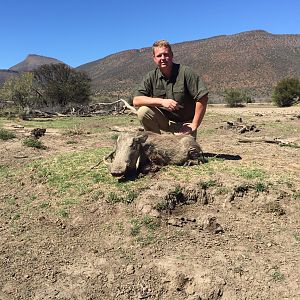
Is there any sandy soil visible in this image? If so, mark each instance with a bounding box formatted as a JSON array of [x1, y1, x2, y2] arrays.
[[0, 104, 299, 300]]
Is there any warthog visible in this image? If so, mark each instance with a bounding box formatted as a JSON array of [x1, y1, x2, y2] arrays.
[[104, 132, 205, 177]]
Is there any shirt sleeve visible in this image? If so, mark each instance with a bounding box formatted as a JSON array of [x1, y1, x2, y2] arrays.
[[185, 67, 209, 101], [133, 72, 154, 98]]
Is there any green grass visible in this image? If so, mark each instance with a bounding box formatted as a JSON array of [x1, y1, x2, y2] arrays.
[[23, 137, 45, 149], [130, 216, 160, 235], [58, 208, 69, 218], [215, 186, 231, 195], [5, 196, 17, 205], [39, 201, 51, 209], [154, 200, 169, 212], [236, 167, 266, 180], [129, 215, 160, 246], [29, 147, 111, 194], [198, 179, 218, 189], [4, 115, 139, 134], [0, 165, 9, 178], [142, 215, 160, 230], [293, 233, 300, 242], [130, 218, 141, 236], [106, 190, 138, 204], [271, 267, 285, 282], [12, 213, 21, 220], [280, 143, 300, 149], [0, 118, 6, 127], [136, 234, 155, 247], [66, 140, 78, 144], [0, 128, 16, 140], [27, 146, 146, 204], [254, 181, 269, 192]]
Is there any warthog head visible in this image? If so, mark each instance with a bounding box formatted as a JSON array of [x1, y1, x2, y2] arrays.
[[104, 132, 148, 177]]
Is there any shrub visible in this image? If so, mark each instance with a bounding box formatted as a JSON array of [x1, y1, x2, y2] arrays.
[[23, 137, 45, 149], [0, 128, 16, 140], [273, 77, 300, 107], [224, 89, 252, 107], [34, 63, 91, 107]]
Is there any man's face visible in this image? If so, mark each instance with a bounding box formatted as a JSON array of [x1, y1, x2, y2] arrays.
[[153, 46, 173, 70]]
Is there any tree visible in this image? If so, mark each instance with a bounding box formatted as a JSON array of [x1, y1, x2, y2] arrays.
[[272, 77, 300, 107], [0, 72, 36, 110], [223, 88, 252, 107], [34, 63, 91, 107]]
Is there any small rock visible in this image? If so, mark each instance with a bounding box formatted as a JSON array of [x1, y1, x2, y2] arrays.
[[126, 264, 135, 275], [203, 217, 224, 234]]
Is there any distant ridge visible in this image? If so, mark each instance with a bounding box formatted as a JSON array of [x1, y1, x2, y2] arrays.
[[77, 30, 300, 100], [0, 69, 19, 85], [9, 54, 65, 73]]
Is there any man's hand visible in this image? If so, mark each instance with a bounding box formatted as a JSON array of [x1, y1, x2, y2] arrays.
[[161, 99, 181, 111], [174, 123, 197, 135]]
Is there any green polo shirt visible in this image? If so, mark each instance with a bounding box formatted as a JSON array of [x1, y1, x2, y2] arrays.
[[133, 63, 208, 122]]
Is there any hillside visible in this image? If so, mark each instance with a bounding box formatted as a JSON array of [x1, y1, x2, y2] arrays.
[[77, 30, 300, 100]]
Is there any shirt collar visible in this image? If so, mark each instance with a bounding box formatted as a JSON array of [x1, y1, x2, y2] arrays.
[[157, 63, 178, 80]]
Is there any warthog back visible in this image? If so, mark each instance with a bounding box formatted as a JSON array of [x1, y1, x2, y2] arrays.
[[142, 133, 203, 167]]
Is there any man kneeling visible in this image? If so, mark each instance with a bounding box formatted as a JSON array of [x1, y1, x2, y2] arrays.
[[132, 40, 209, 137]]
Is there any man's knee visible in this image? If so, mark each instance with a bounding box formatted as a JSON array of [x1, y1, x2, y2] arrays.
[[136, 106, 169, 133], [136, 106, 153, 122]]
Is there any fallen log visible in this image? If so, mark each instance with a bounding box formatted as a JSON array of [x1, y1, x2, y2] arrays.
[[238, 138, 282, 144], [238, 138, 300, 148]]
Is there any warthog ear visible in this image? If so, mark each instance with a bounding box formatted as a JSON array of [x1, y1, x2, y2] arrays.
[[134, 133, 148, 144]]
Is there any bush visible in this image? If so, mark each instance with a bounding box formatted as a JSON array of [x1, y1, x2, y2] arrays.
[[224, 89, 252, 107], [23, 137, 45, 149], [34, 63, 91, 107], [0, 128, 16, 140], [273, 77, 300, 107], [0, 72, 37, 117]]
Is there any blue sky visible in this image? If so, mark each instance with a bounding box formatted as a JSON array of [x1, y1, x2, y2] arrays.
[[1, 0, 299, 69]]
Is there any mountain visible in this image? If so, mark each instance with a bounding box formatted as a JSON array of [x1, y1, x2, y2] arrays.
[[9, 54, 64, 73], [0, 70, 19, 85], [0, 54, 66, 85], [77, 30, 300, 100], [1, 30, 299, 101]]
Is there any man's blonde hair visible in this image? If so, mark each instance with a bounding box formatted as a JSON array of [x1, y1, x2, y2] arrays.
[[152, 40, 173, 55]]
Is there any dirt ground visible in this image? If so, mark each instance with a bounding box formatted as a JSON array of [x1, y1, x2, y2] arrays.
[[0, 104, 300, 300]]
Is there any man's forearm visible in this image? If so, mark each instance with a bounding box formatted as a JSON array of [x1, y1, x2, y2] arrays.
[[192, 94, 208, 128], [133, 96, 164, 107], [133, 96, 180, 112]]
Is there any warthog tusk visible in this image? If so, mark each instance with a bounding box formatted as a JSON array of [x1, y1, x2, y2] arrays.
[[135, 156, 141, 170], [103, 150, 116, 165]]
